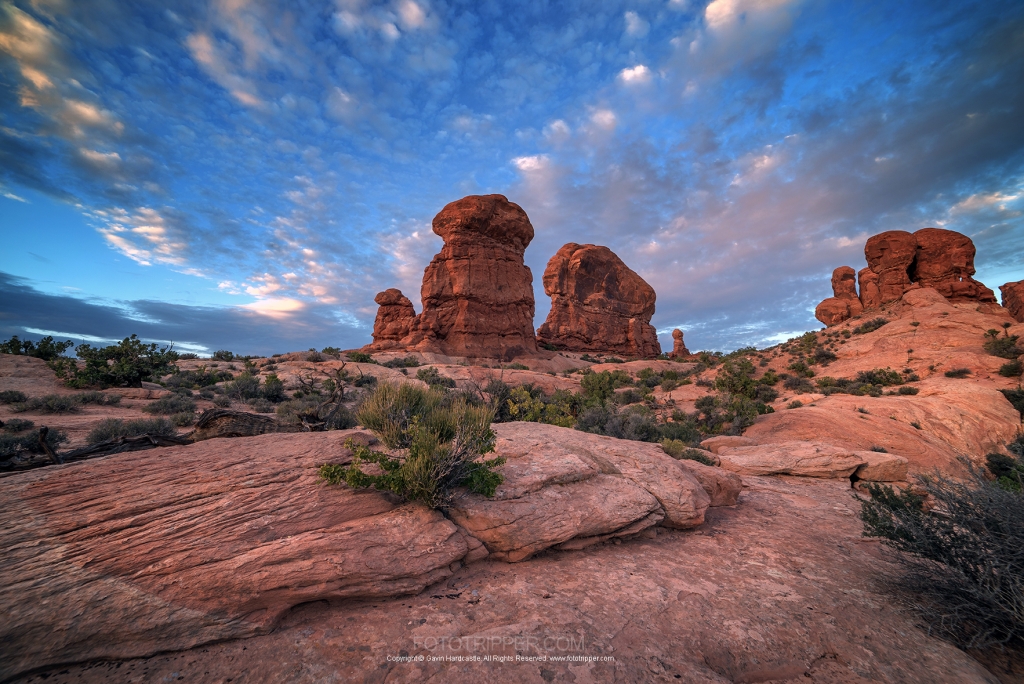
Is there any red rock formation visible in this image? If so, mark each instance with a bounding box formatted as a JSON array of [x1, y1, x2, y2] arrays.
[[814, 266, 865, 326], [369, 288, 416, 349], [910, 228, 995, 303], [536, 243, 661, 358], [815, 228, 995, 326], [1002, 280, 1024, 322], [669, 329, 690, 358], [366, 194, 538, 359]]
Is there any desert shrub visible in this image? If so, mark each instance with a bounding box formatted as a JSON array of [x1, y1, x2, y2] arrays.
[[661, 440, 716, 466], [382, 356, 421, 368], [261, 373, 286, 402], [306, 349, 324, 363], [656, 416, 702, 445], [579, 369, 632, 404], [0, 390, 28, 404], [758, 369, 779, 386], [213, 395, 231, 408], [321, 383, 503, 510], [347, 351, 376, 363], [0, 335, 74, 361], [859, 463, 1024, 649], [944, 368, 971, 378], [754, 385, 779, 403], [507, 362, 530, 370], [660, 377, 680, 392], [853, 318, 888, 335], [986, 452, 1024, 492], [787, 400, 803, 409], [575, 405, 615, 435], [11, 394, 83, 414], [602, 405, 661, 442], [321, 346, 341, 356], [353, 374, 378, 388], [143, 394, 197, 415], [999, 360, 1023, 377], [178, 353, 199, 360], [856, 368, 904, 386], [613, 388, 645, 405], [783, 376, 815, 393], [224, 372, 261, 400], [212, 350, 235, 361], [898, 386, 920, 395], [983, 329, 1022, 360], [87, 417, 176, 443], [715, 358, 756, 398], [164, 366, 234, 389], [1002, 390, 1024, 419], [49, 335, 179, 389], [813, 348, 838, 365], [416, 366, 456, 389], [248, 397, 275, 413], [603, 357, 624, 364], [2, 418, 34, 432], [0, 428, 67, 459]]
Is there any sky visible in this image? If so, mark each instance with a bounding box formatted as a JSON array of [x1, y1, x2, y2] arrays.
[[1, 0, 1022, 356]]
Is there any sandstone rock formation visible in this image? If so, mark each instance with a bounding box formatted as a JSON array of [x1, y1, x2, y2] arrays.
[[815, 228, 997, 326], [711, 441, 908, 480], [1001, 279, 1024, 322], [369, 288, 417, 349], [669, 328, 690, 358], [814, 266, 865, 326], [536, 243, 661, 357], [367, 195, 538, 360]]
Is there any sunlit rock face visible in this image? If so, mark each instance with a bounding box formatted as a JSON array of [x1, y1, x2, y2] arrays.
[[815, 228, 996, 327], [1001, 280, 1024, 323], [367, 194, 538, 360], [536, 243, 661, 358]]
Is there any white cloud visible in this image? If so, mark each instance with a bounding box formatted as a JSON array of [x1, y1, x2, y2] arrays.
[[704, 0, 796, 30], [618, 64, 651, 84], [590, 109, 617, 130], [513, 155, 549, 173], [241, 297, 305, 318], [397, 0, 426, 29], [186, 32, 263, 107], [624, 11, 649, 37]]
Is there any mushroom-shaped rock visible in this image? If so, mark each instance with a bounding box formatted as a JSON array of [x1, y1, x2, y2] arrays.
[[411, 194, 539, 360], [369, 288, 417, 350], [1001, 280, 1024, 323], [669, 329, 690, 358], [536, 243, 661, 357]]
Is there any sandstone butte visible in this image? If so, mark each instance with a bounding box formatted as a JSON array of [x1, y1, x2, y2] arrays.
[[536, 242, 662, 358], [815, 227, 998, 327], [367, 194, 539, 360]]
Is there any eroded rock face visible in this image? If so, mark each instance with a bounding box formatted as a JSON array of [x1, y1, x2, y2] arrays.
[[450, 422, 739, 562], [369, 288, 417, 349], [536, 243, 661, 357], [814, 266, 866, 326], [366, 195, 538, 360], [669, 329, 690, 358], [1000, 280, 1024, 322], [815, 228, 996, 326], [713, 441, 908, 481]]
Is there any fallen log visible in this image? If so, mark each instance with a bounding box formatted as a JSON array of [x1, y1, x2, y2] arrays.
[[187, 408, 303, 442]]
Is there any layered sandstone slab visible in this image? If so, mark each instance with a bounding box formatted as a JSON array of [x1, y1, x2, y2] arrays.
[[714, 441, 908, 481], [451, 422, 740, 562], [536, 243, 661, 357], [367, 195, 538, 360]]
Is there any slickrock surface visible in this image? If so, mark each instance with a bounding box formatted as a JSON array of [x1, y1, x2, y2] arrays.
[[714, 441, 908, 480], [367, 194, 539, 360], [451, 423, 739, 562], [816, 228, 998, 326], [536, 243, 661, 357], [1002, 279, 1024, 322], [18, 477, 1001, 684]]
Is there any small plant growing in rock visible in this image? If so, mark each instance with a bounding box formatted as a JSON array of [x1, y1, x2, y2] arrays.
[[0, 390, 28, 404], [212, 350, 235, 361], [416, 366, 456, 389], [983, 329, 1022, 360], [787, 400, 803, 409], [144, 394, 197, 416], [87, 417, 175, 443], [347, 351, 375, 363], [944, 368, 971, 378], [319, 383, 504, 510], [852, 318, 888, 335], [999, 360, 1023, 378]]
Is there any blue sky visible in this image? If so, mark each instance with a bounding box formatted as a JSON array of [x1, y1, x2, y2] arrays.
[[1, 0, 1022, 355]]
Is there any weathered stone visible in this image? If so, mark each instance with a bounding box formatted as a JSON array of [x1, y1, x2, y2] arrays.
[[910, 228, 995, 303], [369, 288, 417, 350], [864, 230, 918, 306], [814, 266, 866, 327], [536, 243, 661, 357], [999, 280, 1024, 322], [670, 329, 690, 358], [858, 267, 881, 310]]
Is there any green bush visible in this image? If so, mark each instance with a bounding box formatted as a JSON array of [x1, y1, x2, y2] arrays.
[[49, 335, 179, 388], [11, 394, 83, 414], [999, 360, 1023, 377], [0, 335, 73, 361], [856, 368, 904, 386], [0, 390, 27, 404], [213, 395, 231, 408], [859, 461, 1024, 649], [660, 440, 716, 465], [1, 418, 34, 432], [897, 386, 920, 395], [224, 372, 261, 400], [853, 318, 888, 335], [212, 350, 235, 361], [416, 366, 456, 389], [353, 374, 378, 388], [261, 373, 286, 401], [248, 398, 275, 413], [320, 383, 504, 509], [164, 366, 234, 389], [347, 351, 376, 363], [321, 347, 341, 356], [944, 368, 971, 378], [143, 394, 196, 415], [382, 356, 420, 368], [87, 417, 176, 443], [0, 428, 67, 459], [983, 329, 1022, 359]]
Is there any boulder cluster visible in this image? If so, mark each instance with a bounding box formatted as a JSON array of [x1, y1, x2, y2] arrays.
[[368, 194, 666, 358], [815, 228, 998, 326]]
